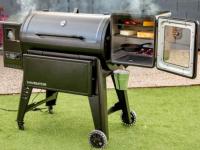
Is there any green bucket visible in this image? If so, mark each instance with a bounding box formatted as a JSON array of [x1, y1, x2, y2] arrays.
[[113, 69, 130, 90]]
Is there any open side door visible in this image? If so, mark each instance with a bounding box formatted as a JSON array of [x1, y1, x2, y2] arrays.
[[157, 18, 199, 78]]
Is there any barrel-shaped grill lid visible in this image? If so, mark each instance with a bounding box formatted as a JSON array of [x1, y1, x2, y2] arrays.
[[20, 11, 110, 50]]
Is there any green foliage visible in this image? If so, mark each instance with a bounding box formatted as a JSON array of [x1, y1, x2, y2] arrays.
[[0, 86, 200, 150]]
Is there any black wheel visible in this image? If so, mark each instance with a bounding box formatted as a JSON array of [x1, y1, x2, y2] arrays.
[[48, 106, 54, 114], [121, 111, 137, 126], [18, 122, 25, 130], [89, 130, 107, 149], [19, 125, 24, 130]]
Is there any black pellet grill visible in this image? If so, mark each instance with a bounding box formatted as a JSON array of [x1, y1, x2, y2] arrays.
[[2, 11, 199, 148]]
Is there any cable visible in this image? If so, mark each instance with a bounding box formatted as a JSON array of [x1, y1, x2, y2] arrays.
[[0, 107, 47, 112], [0, 90, 45, 112], [31, 90, 43, 104], [32, 107, 47, 112], [31, 90, 48, 112], [0, 108, 17, 112]]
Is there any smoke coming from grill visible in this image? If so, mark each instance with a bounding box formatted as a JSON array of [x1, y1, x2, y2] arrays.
[[16, 0, 37, 12], [126, 0, 160, 15], [96, 0, 159, 15], [16, 0, 70, 14], [15, 0, 159, 15]]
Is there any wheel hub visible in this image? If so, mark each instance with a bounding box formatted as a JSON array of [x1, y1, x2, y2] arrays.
[[89, 130, 107, 148], [91, 134, 104, 147]]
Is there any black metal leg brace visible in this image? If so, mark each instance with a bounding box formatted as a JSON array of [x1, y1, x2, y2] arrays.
[[17, 83, 33, 130], [46, 90, 58, 106], [108, 75, 132, 124], [88, 60, 109, 139], [17, 83, 59, 129], [46, 90, 58, 113]]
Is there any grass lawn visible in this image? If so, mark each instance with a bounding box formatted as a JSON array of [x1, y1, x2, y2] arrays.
[[0, 86, 200, 150]]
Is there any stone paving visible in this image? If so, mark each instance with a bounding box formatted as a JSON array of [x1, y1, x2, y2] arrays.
[[1, 55, 200, 94]]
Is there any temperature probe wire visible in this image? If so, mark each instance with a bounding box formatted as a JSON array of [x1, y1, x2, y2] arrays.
[[0, 91, 47, 112]]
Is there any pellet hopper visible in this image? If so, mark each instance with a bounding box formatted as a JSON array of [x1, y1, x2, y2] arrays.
[[1, 10, 199, 148]]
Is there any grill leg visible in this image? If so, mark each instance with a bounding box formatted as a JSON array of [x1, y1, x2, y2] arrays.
[[89, 95, 108, 139], [111, 74, 132, 124], [17, 84, 32, 130], [46, 90, 58, 114], [88, 61, 109, 139]]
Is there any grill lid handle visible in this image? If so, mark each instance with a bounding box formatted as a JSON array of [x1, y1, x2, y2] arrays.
[[36, 33, 85, 41]]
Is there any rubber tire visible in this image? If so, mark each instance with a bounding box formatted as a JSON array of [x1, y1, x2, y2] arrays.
[[121, 111, 137, 126], [89, 130, 107, 149]]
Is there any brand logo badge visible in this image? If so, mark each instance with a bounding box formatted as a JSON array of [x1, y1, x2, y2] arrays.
[[27, 81, 47, 87]]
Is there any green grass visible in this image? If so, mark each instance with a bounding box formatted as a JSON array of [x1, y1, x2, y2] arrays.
[[0, 86, 200, 150]]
